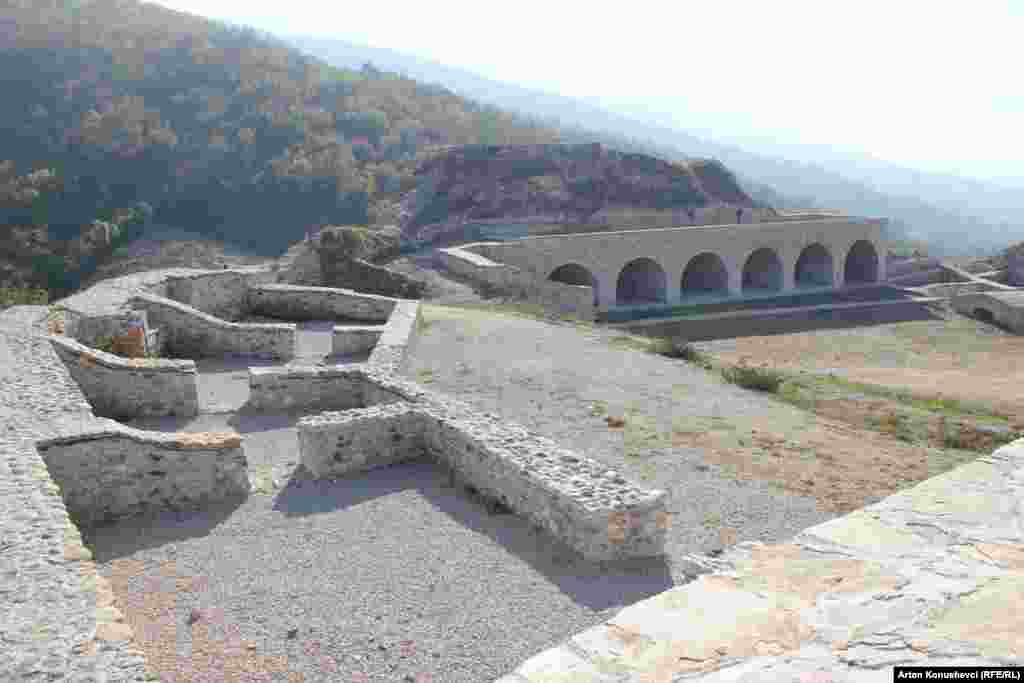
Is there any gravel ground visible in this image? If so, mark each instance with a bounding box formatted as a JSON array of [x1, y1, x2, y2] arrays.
[[80, 301, 840, 682]]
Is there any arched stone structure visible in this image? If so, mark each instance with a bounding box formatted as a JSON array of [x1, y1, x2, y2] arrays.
[[680, 252, 730, 298], [844, 240, 879, 284], [617, 258, 667, 305], [742, 247, 783, 293], [794, 243, 834, 288], [548, 263, 599, 305]]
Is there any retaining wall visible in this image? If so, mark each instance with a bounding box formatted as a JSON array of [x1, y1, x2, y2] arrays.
[[35, 424, 249, 527], [48, 335, 198, 419], [247, 283, 398, 322], [129, 292, 295, 360], [438, 245, 596, 321], [247, 365, 376, 412]]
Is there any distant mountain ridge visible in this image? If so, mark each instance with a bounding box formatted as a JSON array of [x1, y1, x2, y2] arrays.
[[284, 33, 1018, 256]]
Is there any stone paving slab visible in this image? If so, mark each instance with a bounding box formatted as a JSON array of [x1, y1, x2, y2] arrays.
[[497, 440, 1024, 681]]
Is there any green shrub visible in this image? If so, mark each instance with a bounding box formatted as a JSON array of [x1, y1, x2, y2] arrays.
[[721, 359, 784, 392]]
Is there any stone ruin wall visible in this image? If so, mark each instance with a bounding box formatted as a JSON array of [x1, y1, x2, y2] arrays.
[[49, 334, 199, 419], [35, 425, 250, 528]]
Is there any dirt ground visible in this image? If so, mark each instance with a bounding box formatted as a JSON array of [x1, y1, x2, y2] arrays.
[[694, 303, 1024, 424], [408, 304, 987, 520]]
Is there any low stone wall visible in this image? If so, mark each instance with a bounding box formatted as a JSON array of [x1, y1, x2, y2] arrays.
[[417, 404, 668, 561], [35, 423, 249, 527], [129, 292, 295, 360], [247, 365, 379, 412], [298, 403, 427, 477], [48, 335, 199, 419], [438, 245, 595, 321], [247, 283, 397, 322], [164, 270, 273, 321], [332, 326, 383, 356], [367, 300, 422, 373], [325, 258, 425, 299], [295, 381, 669, 561]]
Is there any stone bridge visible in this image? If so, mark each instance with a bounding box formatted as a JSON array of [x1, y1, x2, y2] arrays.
[[471, 217, 888, 310]]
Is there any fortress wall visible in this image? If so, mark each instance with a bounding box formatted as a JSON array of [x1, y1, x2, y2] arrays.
[[48, 335, 198, 419], [35, 425, 249, 528], [247, 283, 397, 322], [129, 292, 295, 360]]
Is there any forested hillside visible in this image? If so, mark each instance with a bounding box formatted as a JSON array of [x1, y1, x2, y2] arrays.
[[0, 0, 569, 295]]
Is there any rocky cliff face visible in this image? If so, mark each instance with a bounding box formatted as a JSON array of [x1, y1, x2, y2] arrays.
[[399, 143, 763, 244]]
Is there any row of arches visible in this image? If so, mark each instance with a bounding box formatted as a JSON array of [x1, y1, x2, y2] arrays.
[[549, 240, 880, 306]]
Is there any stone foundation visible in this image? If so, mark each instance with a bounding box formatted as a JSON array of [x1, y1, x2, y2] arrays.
[[296, 375, 669, 562], [298, 403, 427, 477], [130, 292, 296, 360], [35, 423, 249, 527], [247, 283, 397, 322], [49, 335, 198, 419]]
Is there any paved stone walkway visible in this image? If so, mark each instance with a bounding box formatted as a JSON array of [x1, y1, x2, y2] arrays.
[[498, 441, 1024, 681]]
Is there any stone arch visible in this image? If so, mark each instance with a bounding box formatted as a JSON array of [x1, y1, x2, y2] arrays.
[[794, 243, 834, 288], [616, 257, 667, 305], [548, 263, 598, 305], [681, 252, 729, 297], [844, 240, 879, 284], [742, 247, 783, 293]]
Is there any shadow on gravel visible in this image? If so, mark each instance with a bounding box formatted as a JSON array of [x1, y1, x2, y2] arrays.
[[80, 494, 248, 561], [271, 461, 675, 610]]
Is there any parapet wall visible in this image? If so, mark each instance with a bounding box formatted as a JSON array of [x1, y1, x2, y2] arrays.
[[48, 335, 199, 419], [35, 423, 249, 527], [438, 245, 596, 321], [130, 292, 296, 360], [247, 283, 398, 322]]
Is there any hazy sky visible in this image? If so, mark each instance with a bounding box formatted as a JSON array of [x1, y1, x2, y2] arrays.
[[153, 0, 1023, 187]]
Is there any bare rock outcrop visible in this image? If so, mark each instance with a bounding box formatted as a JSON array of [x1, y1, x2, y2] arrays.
[[399, 143, 762, 245]]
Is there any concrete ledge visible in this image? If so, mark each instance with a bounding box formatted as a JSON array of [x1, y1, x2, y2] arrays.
[[35, 423, 249, 527], [48, 334, 198, 419], [247, 283, 397, 322], [332, 325, 383, 355], [439, 245, 596, 321], [129, 292, 295, 360]]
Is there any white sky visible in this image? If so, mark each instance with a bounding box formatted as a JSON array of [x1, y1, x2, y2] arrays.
[[153, 0, 1024, 187]]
